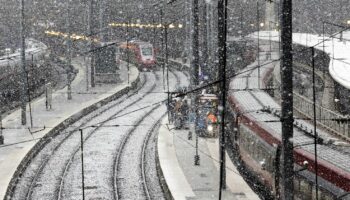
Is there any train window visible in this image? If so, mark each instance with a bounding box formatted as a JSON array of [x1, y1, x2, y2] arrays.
[[141, 47, 153, 56]]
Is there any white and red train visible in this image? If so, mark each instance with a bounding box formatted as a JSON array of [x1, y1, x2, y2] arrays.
[[119, 40, 156, 71], [226, 54, 350, 199]]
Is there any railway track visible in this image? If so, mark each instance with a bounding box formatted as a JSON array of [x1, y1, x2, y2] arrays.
[[11, 72, 152, 200], [10, 68, 188, 200], [114, 69, 185, 200], [56, 72, 161, 200], [113, 102, 165, 200]]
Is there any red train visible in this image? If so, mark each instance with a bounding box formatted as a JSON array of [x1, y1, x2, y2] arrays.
[[119, 40, 156, 71], [226, 62, 350, 199]]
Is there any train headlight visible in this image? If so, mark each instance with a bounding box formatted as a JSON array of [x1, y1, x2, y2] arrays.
[[207, 125, 213, 132]]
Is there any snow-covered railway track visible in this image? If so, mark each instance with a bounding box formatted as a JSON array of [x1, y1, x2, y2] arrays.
[[114, 69, 182, 200], [140, 117, 164, 200], [10, 69, 189, 200], [10, 72, 155, 200], [56, 73, 161, 200], [113, 102, 165, 200]]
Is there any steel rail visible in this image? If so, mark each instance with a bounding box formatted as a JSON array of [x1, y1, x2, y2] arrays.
[[22, 72, 148, 200]]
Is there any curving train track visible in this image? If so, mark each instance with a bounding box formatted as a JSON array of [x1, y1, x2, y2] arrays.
[[9, 69, 188, 200]]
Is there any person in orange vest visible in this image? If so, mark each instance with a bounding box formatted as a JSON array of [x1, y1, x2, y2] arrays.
[[206, 111, 218, 137], [207, 111, 217, 124]]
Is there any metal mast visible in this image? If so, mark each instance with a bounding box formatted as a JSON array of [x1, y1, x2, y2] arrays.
[[192, 0, 200, 166], [218, 0, 228, 198], [280, 0, 294, 199], [20, 0, 28, 125], [66, 0, 72, 100], [89, 0, 95, 87]]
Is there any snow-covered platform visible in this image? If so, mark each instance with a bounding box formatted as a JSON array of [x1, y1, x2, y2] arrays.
[[0, 57, 139, 200], [251, 31, 350, 90], [157, 117, 260, 200]]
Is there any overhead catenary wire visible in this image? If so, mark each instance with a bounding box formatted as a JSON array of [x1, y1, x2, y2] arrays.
[[5, 26, 350, 83], [2, 3, 349, 80], [173, 25, 350, 99], [1, 114, 349, 133]]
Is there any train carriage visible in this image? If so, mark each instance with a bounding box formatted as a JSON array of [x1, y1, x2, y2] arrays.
[[226, 53, 350, 199]]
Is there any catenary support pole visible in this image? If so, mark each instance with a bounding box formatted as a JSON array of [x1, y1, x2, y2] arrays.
[[161, 9, 165, 90], [218, 0, 228, 198], [27, 55, 34, 128], [165, 26, 170, 122], [126, 20, 130, 85], [89, 0, 95, 88], [257, 1, 261, 89], [202, 1, 208, 82], [322, 22, 325, 78], [66, 0, 72, 100], [311, 47, 319, 200], [84, 7, 89, 92], [195, 132, 199, 165], [280, 0, 294, 199], [192, 0, 199, 87], [269, 23, 272, 59], [99, 0, 105, 41], [207, 1, 212, 78], [240, 8, 244, 38], [152, 16, 156, 47], [20, 0, 27, 125], [192, 0, 200, 166], [188, 0, 193, 66], [80, 129, 85, 200]]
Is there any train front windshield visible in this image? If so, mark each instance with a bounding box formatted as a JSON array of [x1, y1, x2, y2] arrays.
[[141, 47, 153, 56]]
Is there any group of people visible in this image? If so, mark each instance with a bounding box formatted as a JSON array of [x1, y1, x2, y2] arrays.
[[168, 96, 190, 129], [167, 86, 219, 137]]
